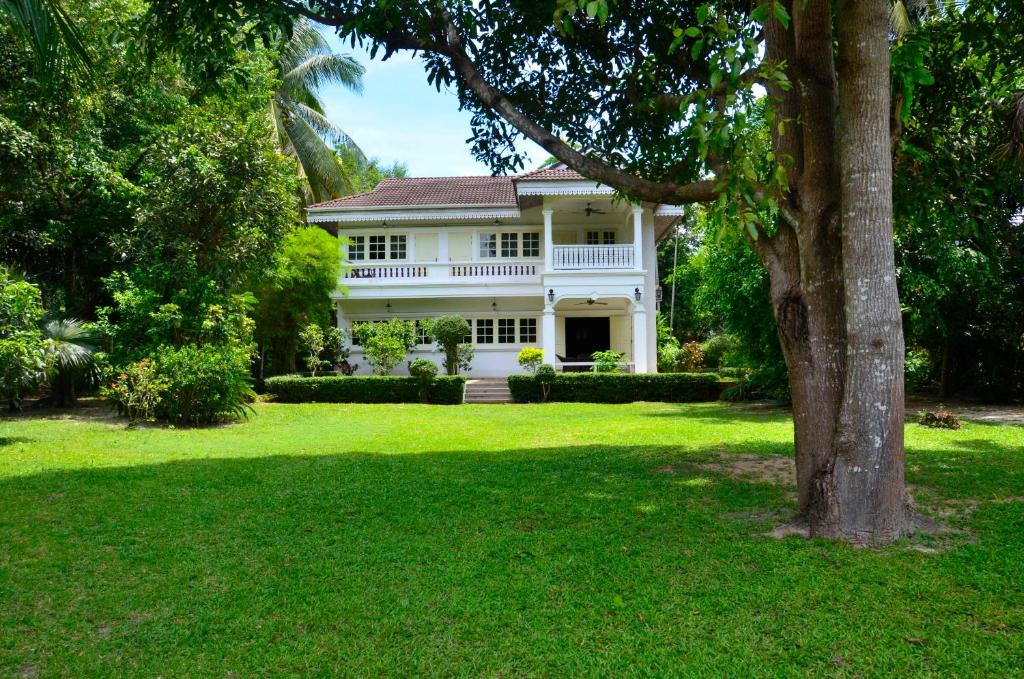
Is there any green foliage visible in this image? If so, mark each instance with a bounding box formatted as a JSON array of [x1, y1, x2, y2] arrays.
[[252, 227, 341, 375], [408, 357, 439, 403], [591, 349, 623, 373], [535, 363, 557, 402], [264, 374, 465, 405], [517, 347, 544, 374], [905, 347, 932, 393], [42, 317, 97, 406], [354, 319, 416, 376], [508, 372, 720, 404], [426, 315, 473, 375], [0, 268, 48, 408], [1, 0, 94, 83], [152, 344, 255, 424], [337, 145, 408, 194], [101, 357, 169, 424], [298, 324, 344, 377], [700, 333, 740, 370]]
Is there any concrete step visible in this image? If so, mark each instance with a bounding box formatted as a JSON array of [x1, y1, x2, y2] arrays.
[[464, 379, 513, 404]]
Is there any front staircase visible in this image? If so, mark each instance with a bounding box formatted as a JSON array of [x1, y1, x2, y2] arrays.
[[463, 378, 513, 404]]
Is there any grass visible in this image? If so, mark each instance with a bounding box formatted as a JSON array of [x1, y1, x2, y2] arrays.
[[0, 402, 1022, 677]]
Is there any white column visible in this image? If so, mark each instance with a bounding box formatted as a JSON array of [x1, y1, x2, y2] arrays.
[[543, 207, 554, 271], [631, 302, 648, 373], [542, 304, 557, 366], [632, 205, 644, 271], [438, 231, 449, 262]]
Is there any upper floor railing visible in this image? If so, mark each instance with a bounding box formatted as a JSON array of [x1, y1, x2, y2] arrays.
[[343, 262, 540, 283], [551, 244, 635, 270]]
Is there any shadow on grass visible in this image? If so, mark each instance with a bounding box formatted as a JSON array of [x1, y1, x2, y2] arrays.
[[640, 402, 792, 424], [1, 441, 1022, 676]]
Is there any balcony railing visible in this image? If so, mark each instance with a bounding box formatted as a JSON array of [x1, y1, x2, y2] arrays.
[[552, 244, 635, 270], [343, 261, 540, 284]]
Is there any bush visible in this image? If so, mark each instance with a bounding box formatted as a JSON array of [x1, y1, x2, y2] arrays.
[[591, 349, 624, 373], [679, 341, 705, 372], [701, 334, 741, 370], [657, 342, 682, 373], [517, 347, 544, 373], [264, 374, 466, 404], [427, 315, 473, 375], [102, 358, 170, 424], [508, 372, 720, 403], [153, 344, 255, 424], [535, 363, 557, 402], [408, 358, 439, 403], [353, 319, 416, 375], [299, 324, 344, 377]]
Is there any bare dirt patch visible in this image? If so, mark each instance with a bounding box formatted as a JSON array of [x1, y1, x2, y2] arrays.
[[694, 453, 796, 487]]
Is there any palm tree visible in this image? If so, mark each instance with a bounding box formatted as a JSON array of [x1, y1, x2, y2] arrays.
[[1, 0, 92, 82], [272, 19, 366, 204], [43, 318, 96, 407]]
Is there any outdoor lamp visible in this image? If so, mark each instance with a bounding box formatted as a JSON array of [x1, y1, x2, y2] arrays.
[[634, 287, 642, 301], [548, 288, 555, 302]]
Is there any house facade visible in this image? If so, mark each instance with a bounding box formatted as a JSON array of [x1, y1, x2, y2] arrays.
[[306, 165, 683, 377]]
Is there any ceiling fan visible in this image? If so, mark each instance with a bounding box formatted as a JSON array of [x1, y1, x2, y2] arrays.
[[577, 202, 607, 217], [575, 294, 609, 306]]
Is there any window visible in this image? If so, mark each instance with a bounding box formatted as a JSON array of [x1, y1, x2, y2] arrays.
[[586, 230, 617, 245], [519, 318, 537, 343], [463, 328, 473, 344], [479, 233, 496, 258], [415, 320, 432, 345], [475, 318, 494, 344], [389, 235, 407, 260], [522, 232, 540, 258], [369, 235, 386, 260], [498, 318, 516, 344], [349, 236, 365, 261], [500, 232, 518, 258]]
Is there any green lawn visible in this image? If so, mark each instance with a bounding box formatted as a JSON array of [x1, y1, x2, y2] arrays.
[[1, 402, 1022, 677]]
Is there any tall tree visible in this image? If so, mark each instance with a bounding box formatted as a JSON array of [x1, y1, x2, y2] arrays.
[[143, 0, 999, 543], [271, 17, 366, 203]]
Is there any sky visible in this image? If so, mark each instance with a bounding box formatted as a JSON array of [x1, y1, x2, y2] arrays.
[[318, 35, 546, 177]]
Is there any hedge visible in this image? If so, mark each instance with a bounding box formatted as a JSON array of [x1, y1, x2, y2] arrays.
[[264, 375, 466, 404], [507, 372, 720, 403]]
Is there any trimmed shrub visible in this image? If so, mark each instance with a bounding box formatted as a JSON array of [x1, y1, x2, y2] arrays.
[[409, 358, 439, 403], [427, 315, 473, 375], [508, 372, 720, 403], [517, 346, 544, 373], [679, 341, 705, 372], [264, 374, 466, 404], [154, 344, 255, 424]]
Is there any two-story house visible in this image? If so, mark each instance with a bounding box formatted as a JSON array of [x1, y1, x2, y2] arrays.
[[305, 164, 684, 377]]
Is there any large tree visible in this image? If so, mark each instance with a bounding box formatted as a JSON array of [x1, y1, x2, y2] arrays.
[[145, 0, 993, 543]]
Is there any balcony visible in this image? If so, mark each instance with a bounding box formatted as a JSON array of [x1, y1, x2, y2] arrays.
[[551, 244, 635, 270], [343, 262, 541, 285]]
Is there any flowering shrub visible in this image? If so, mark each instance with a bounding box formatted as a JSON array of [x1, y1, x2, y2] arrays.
[[102, 358, 170, 424]]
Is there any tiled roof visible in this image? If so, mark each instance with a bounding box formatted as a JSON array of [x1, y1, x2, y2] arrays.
[[308, 176, 517, 209], [515, 166, 586, 181], [307, 165, 592, 211]]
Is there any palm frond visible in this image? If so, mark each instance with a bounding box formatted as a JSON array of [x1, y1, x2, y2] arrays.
[[1, 0, 93, 82], [282, 53, 364, 100], [292, 101, 366, 164], [43, 318, 96, 370], [281, 106, 355, 201]]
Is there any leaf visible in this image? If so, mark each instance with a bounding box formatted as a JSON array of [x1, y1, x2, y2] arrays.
[[684, 26, 702, 38], [746, 221, 759, 240], [710, 68, 723, 90], [586, 1, 599, 19], [691, 39, 704, 61], [773, 3, 792, 28]]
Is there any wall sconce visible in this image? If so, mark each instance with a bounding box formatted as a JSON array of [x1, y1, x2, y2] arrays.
[[491, 300, 498, 312], [381, 220, 388, 227], [547, 288, 555, 303], [634, 287, 642, 302], [656, 286, 663, 303], [385, 301, 392, 313]]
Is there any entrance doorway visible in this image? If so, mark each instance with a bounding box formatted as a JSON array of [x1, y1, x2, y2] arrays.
[[564, 316, 611, 363]]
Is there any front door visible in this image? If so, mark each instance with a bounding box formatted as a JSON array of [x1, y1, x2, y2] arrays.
[[564, 316, 611, 362]]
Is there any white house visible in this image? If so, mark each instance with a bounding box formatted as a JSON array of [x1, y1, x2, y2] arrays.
[[306, 164, 684, 377]]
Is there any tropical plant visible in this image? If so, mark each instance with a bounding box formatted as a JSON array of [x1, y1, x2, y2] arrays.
[[271, 17, 365, 204], [354, 319, 416, 376], [517, 347, 543, 374], [152, 343, 255, 424], [42, 317, 97, 407], [1, 0, 92, 81], [427, 315, 473, 375]]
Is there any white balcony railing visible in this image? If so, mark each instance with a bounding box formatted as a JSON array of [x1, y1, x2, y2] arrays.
[[343, 262, 540, 284], [552, 244, 635, 270]]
